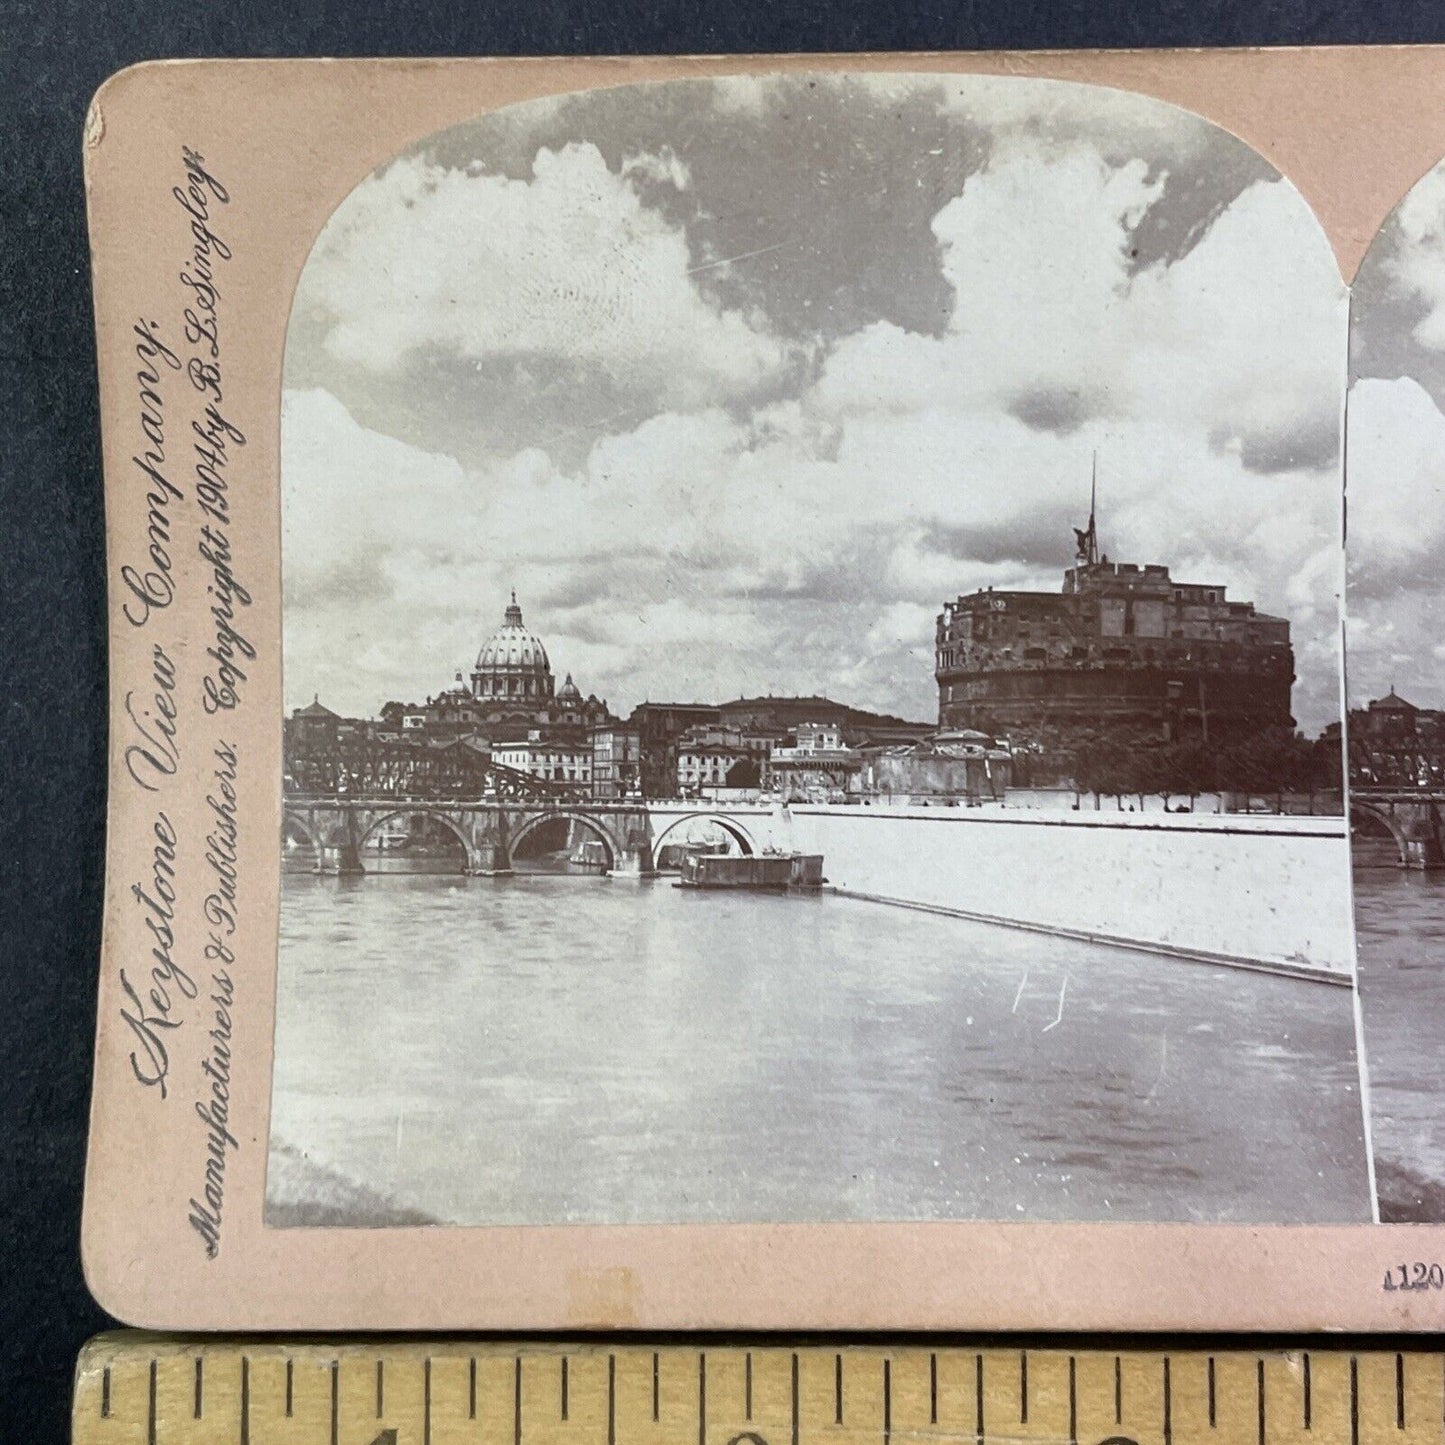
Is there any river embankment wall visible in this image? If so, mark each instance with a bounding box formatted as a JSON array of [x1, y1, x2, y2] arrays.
[[780, 803, 1355, 981]]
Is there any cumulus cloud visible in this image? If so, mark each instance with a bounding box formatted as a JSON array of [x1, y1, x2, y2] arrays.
[[283, 74, 1348, 733], [1383, 163, 1445, 351], [303, 142, 790, 405], [806, 141, 1162, 425], [811, 147, 1343, 470], [793, 139, 1346, 725], [1346, 154, 1445, 710], [1343, 376, 1445, 703], [282, 389, 484, 709], [1347, 378, 1445, 580]]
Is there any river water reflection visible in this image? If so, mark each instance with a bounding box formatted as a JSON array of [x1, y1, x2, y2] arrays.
[[1354, 861, 1445, 1220], [268, 870, 1373, 1226]]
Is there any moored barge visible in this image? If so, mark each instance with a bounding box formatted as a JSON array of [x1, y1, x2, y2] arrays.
[[677, 852, 825, 889]]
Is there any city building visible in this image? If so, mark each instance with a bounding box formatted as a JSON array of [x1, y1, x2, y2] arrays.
[[628, 696, 933, 798], [675, 724, 761, 796], [769, 723, 862, 801], [935, 503, 1294, 748], [629, 703, 726, 797], [590, 724, 642, 799], [289, 695, 344, 748], [717, 694, 933, 746], [466, 592, 611, 727], [1342, 690, 1445, 788], [492, 731, 594, 787], [385, 684, 492, 737], [856, 729, 1013, 801], [381, 592, 613, 751]]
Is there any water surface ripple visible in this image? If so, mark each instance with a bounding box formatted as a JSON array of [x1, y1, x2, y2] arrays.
[[268, 873, 1373, 1226]]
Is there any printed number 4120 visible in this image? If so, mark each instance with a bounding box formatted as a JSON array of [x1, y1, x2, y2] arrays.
[[1383, 1262, 1445, 1291]]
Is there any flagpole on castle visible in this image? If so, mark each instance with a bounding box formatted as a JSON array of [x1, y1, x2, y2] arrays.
[[1088, 450, 1099, 565], [1074, 452, 1100, 569]]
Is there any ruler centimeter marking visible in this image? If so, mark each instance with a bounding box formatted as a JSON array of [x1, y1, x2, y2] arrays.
[[73, 1338, 1445, 1445]]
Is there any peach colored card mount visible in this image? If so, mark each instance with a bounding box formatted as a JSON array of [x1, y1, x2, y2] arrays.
[[84, 50, 1445, 1332]]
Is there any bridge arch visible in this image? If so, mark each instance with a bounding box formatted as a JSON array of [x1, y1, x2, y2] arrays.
[[508, 811, 621, 870], [651, 813, 756, 858], [282, 810, 322, 850], [282, 810, 325, 870], [1350, 799, 1409, 864], [356, 808, 476, 873]]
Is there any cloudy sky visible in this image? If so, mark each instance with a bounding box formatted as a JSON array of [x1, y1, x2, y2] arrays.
[[1347, 162, 1445, 711], [282, 73, 1348, 731]]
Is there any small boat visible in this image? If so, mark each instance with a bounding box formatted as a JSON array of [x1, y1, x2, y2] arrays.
[[676, 852, 825, 890]]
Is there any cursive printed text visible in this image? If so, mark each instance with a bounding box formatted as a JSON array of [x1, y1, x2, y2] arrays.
[[122, 642, 180, 793], [120, 319, 184, 627]]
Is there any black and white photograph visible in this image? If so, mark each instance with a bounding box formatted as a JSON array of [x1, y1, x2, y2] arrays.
[[1345, 158, 1445, 1223], [267, 72, 1374, 1229]]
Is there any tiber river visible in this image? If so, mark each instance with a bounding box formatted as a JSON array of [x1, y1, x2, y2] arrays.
[[265, 837, 1409, 1228], [1352, 846, 1445, 1222]]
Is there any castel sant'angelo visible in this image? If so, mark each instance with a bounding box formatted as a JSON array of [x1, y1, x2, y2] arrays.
[[934, 489, 1295, 750]]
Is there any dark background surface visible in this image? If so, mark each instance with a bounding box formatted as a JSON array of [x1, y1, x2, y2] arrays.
[[4, 1, 1443, 1438]]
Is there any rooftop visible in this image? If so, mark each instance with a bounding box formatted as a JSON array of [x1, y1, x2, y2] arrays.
[[1370, 690, 1418, 712]]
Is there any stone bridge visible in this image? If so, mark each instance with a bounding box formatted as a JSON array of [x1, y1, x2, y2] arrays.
[[282, 797, 793, 876], [1350, 788, 1445, 869]]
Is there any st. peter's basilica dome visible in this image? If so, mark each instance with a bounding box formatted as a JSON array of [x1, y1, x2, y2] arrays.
[[470, 592, 555, 703]]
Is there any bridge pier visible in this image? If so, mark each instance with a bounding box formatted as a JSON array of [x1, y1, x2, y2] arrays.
[[470, 841, 514, 877], [1400, 818, 1445, 870], [606, 841, 657, 879], [607, 820, 657, 879], [325, 842, 366, 876], [1402, 844, 1445, 870], [1388, 800, 1445, 870]]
